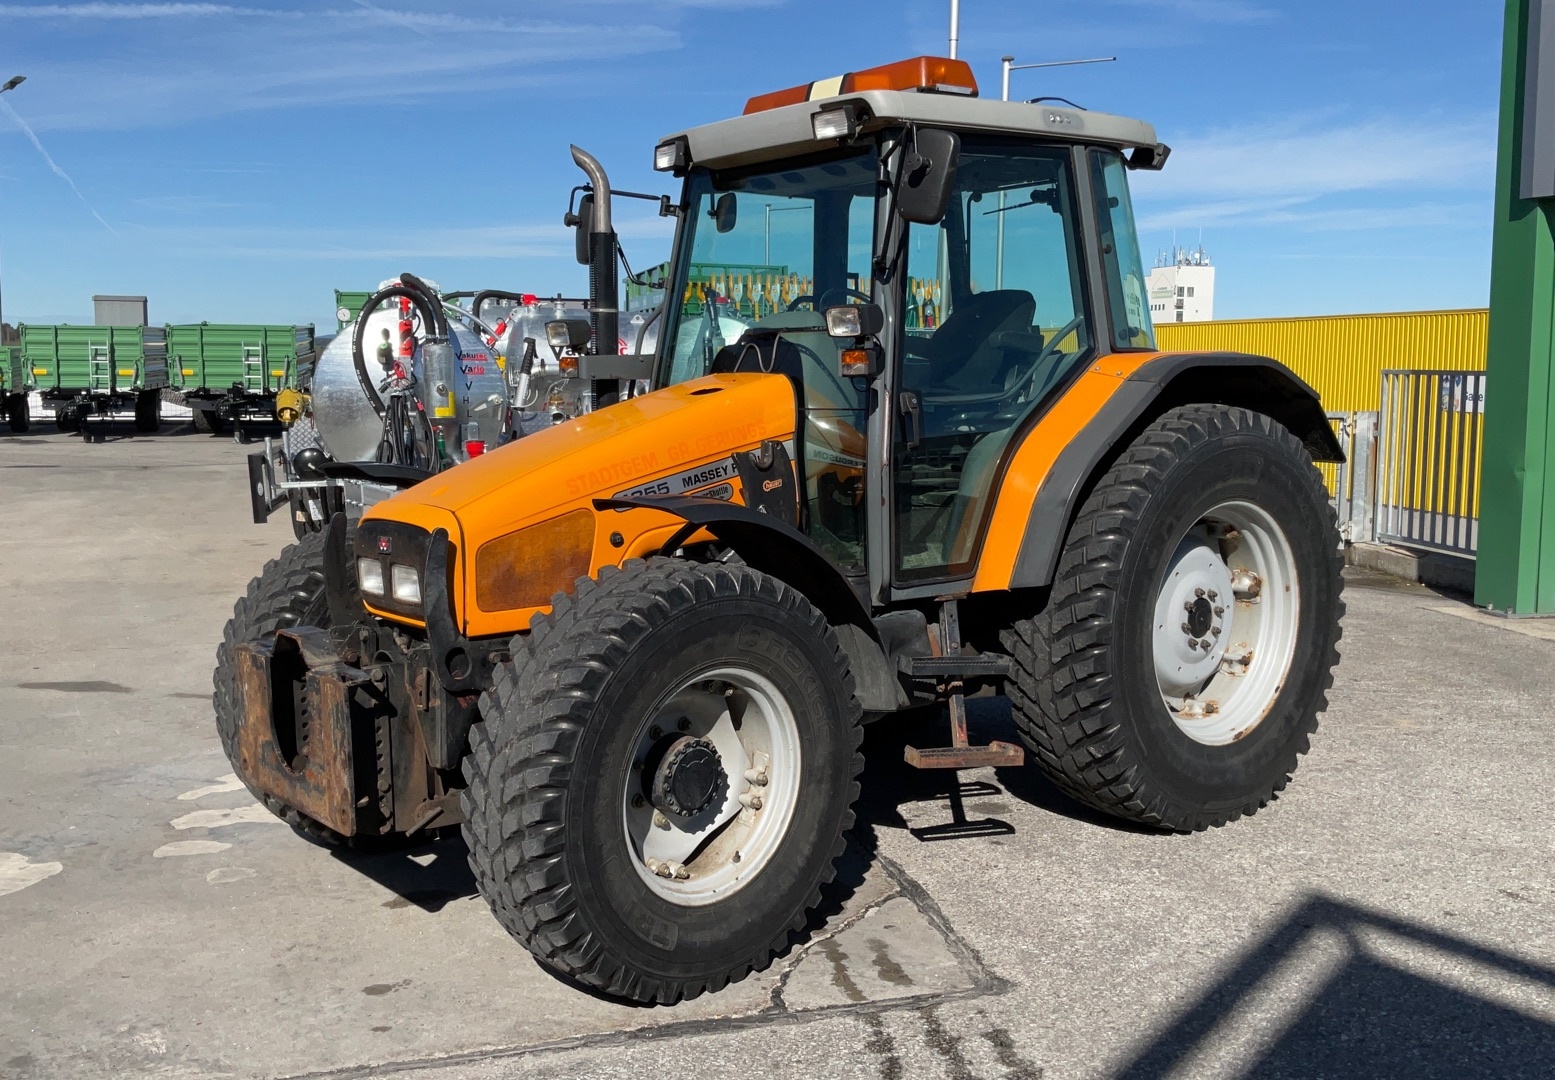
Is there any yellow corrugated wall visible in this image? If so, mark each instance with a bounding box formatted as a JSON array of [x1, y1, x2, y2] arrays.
[[1154, 309, 1488, 413]]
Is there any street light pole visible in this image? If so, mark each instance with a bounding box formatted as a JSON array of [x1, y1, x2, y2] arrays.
[[0, 75, 23, 340]]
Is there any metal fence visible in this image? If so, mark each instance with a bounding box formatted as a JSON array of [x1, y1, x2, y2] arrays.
[[1373, 369, 1485, 557]]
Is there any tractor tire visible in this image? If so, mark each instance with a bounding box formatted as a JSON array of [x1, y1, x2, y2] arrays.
[[5, 394, 29, 433], [134, 390, 161, 433], [213, 528, 416, 849], [462, 558, 863, 1004], [54, 407, 81, 433], [1002, 404, 1343, 833], [193, 408, 226, 435]]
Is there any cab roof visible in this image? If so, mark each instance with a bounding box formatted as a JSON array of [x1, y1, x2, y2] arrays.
[[658, 56, 1162, 174]]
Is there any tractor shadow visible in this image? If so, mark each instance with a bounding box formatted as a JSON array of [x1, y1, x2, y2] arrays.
[[330, 831, 477, 913], [1107, 893, 1555, 1079], [854, 694, 1157, 843]]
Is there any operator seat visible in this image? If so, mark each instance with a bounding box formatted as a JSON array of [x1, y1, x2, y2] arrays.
[[916, 289, 1036, 392]]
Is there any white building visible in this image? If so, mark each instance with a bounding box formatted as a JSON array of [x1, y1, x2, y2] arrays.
[[1147, 246, 1215, 324]]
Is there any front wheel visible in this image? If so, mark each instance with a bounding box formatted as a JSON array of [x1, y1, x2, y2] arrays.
[[1004, 404, 1343, 832], [462, 559, 863, 1004]]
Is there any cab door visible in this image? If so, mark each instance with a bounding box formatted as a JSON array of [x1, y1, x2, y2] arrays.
[[889, 139, 1097, 588]]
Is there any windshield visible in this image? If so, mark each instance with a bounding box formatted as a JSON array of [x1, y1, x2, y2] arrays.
[[661, 148, 879, 387]]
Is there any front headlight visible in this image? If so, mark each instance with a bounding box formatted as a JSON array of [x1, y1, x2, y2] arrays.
[[391, 564, 422, 605], [357, 558, 385, 596]]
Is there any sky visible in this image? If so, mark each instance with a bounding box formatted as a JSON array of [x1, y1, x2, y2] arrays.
[[0, 0, 1505, 328]]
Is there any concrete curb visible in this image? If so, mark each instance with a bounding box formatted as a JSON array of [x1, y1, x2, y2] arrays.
[[1345, 542, 1476, 595]]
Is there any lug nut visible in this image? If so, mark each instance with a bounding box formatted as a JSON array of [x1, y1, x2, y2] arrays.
[[1211, 627, 1222, 637], [677, 717, 691, 732], [1207, 590, 1218, 600], [1195, 587, 1206, 598], [743, 767, 768, 786], [631, 794, 645, 808], [1181, 622, 1193, 634], [738, 792, 764, 810], [1187, 639, 1200, 651], [1214, 606, 1225, 616], [649, 725, 663, 740]]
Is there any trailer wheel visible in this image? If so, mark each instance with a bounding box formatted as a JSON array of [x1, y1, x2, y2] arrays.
[[5, 394, 28, 433], [462, 559, 863, 1004], [1003, 404, 1343, 832], [134, 390, 161, 433], [213, 529, 412, 848], [192, 408, 226, 435]]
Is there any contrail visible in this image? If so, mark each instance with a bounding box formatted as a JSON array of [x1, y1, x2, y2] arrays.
[[0, 98, 116, 234]]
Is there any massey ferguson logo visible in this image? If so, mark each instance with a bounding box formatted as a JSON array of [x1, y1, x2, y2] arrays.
[[376, 537, 392, 554]]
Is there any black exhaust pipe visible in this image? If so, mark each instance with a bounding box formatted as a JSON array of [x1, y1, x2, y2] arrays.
[[570, 145, 620, 406]]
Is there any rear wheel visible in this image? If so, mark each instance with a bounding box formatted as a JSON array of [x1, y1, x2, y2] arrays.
[[5, 394, 28, 433], [134, 389, 161, 433], [1003, 404, 1343, 832], [462, 559, 863, 1004]]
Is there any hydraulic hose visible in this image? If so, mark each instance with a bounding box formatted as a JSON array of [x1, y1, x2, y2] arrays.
[[351, 283, 441, 419], [399, 273, 449, 337]]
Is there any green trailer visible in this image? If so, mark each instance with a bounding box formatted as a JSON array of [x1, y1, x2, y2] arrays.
[[165, 322, 317, 437], [20, 323, 168, 434], [2, 344, 28, 432]]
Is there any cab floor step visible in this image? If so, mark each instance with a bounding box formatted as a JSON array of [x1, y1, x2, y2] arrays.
[[900, 654, 1013, 679]]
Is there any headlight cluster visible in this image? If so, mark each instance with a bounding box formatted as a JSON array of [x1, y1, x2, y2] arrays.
[[354, 522, 433, 616], [357, 558, 422, 603]]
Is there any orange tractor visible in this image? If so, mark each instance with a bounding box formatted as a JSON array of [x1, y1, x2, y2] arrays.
[[215, 56, 1343, 1003]]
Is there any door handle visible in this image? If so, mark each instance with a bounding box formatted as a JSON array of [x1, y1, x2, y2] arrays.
[[898, 390, 922, 449]]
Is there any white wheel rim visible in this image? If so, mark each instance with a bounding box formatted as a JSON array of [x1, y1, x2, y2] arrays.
[[621, 665, 801, 906], [1150, 499, 1301, 746]]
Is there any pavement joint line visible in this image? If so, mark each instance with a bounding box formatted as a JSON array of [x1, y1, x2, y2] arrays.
[[270, 851, 1009, 1080]]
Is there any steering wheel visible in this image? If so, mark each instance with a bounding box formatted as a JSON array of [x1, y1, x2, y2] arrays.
[[787, 287, 871, 312], [1013, 314, 1087, 402]]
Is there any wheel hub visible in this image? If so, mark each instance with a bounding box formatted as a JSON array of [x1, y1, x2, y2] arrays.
[[651, 736, 727, 819], [1152, 534, 1235, 698]]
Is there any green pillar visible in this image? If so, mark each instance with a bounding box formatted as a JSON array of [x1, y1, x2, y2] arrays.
[[1478, 0, 1555, 614]]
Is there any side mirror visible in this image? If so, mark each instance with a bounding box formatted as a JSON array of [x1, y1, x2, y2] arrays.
[[896, 128, 960, 225], [711, 192, 738, 234], [545, 318, 592, 352], [573, 194, 594, 265], [824, 303, 885, 339]]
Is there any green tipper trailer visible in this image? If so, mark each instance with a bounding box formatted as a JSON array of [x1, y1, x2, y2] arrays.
[[21, 323, 168, 434], [165, 323, 316, 437], [2, 344, 28, 432]]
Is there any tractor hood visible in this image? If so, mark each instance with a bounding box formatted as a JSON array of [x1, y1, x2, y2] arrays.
[[361, 372, 800, 638]]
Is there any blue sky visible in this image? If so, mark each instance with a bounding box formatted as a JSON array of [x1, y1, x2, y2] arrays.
[[0, 0, 1503, 328]]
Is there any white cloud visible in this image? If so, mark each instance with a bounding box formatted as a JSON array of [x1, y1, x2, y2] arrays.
[[1141, 117, 1495, 201], [0, 3, 289, 17], [1132, 115, 1496, 234], [1110, 0, 1277, 23]]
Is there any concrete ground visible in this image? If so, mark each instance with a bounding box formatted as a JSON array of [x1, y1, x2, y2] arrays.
[[2, 423, 1553, 1080]]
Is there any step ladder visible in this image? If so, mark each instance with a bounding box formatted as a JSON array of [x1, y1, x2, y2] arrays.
[[241, 344, 266, 393], [903, 598, 1025, 770], [87, 344, 114, 393]]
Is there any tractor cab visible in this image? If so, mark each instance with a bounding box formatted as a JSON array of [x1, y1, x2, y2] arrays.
[[647, 56, 1167, 595]]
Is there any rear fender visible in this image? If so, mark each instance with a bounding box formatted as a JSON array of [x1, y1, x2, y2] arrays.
[[1008, 352, 1342, 590]]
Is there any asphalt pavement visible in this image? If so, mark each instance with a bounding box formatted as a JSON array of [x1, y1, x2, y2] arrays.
[[2, 422, 1552, 1079]]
